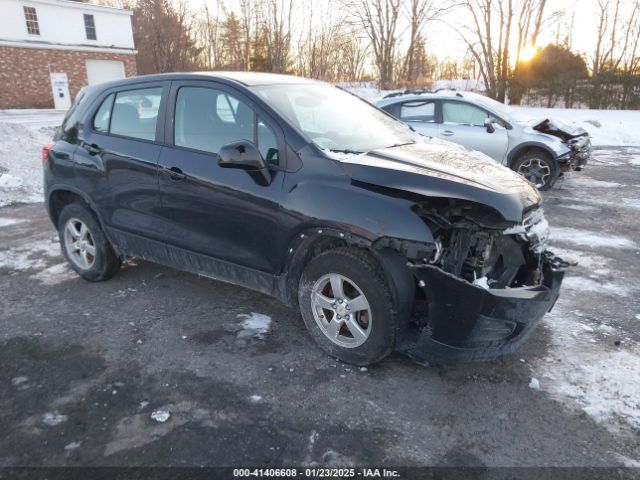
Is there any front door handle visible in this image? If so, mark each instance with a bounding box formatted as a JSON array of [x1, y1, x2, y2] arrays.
[[164, 166, 186, 181], [441, 130, 455, 137], [83, 143, 102, 155]]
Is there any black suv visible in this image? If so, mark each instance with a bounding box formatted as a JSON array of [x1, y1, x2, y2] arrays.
[[44, 72, 564, 366]]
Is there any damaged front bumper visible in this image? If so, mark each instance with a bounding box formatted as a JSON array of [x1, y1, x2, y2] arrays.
[[398, 258, 564, 364], [559, 135, 591, 172]]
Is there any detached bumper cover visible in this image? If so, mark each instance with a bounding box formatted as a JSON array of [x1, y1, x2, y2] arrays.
[[398, 260, 564, 364]]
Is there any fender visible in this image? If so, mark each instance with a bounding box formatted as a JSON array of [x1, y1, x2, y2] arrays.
[[507, 141, 559, 167], [282, 180, 435, 245]]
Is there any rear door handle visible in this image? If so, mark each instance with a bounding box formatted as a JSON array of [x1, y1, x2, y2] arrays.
[[441, 130, 454, 137], [164, 166, 186, 181]]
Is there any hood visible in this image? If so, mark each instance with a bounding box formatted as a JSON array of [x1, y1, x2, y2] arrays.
[[335, 141, 541, 223]]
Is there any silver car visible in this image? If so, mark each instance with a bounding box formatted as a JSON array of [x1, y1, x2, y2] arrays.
[[376, 90, 590, 190]]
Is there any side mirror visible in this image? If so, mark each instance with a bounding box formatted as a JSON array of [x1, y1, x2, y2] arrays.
[[484, 117, 496, 134], [218, 140, 272, 186]]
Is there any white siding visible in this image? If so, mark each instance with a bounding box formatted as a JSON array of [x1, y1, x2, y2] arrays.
[[0, 0, 134, 50]]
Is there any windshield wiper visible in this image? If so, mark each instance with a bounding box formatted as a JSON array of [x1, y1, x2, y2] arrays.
[[329, 148, 363, 154]]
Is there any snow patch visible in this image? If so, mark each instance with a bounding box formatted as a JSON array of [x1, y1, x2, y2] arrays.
[[11, 376, 28, 386], [30, 262, 76, 286], [237, 312, 272, 339], [150, 410, 170, 422], [529, 378, 540, 390], [533, 304, 640, 431], [0, 217, 25, 227], [0, 238, 61, 271], [557, 204, 597, 212], [562, 276, 629, 297], [42, 411, 68, 426], [0, 121, 56, 206], [561, 176, 622, 189], [550, 228, 636, 249]]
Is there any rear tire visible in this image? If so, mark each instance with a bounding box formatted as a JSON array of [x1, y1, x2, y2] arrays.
[[512, 151, 558, 190], [298, 247, 398, 365], [58, 203, 121, 282]]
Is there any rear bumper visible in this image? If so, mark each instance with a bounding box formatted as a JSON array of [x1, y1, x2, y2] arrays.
[[397, 260, 564, 364]]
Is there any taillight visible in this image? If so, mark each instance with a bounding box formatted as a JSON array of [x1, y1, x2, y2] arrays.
[[42, 142, 54, 165]]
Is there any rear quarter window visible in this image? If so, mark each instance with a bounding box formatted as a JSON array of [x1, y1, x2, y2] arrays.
[[93, 93, 114, 132]]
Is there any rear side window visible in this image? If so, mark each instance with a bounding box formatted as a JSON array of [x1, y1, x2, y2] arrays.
[[92, 87, 162, 141], [400, 101, 435, 122]]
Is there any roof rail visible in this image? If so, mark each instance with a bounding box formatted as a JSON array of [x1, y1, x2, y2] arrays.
[[382, 87, 462, 99], [383, 88, 433, 99]]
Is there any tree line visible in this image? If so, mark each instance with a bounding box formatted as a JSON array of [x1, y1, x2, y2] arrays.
[[115, 0, 640, 109]]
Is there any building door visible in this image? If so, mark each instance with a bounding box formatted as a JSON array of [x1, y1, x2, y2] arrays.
[[49, 73, 71, 110], [85, 59, 125, 85]]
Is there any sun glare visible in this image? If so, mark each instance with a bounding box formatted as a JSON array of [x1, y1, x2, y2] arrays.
[[519, 45, 538, 62]]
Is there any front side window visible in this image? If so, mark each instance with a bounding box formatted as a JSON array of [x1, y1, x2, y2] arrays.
[[400, 101, 435, 122], [93, 87, 162, 141], [442, 101, 489, 126], [174, 86, 279, 165], [24, 6, 40, 35], [253, 84, 413, 153], [84, 14, 96, 40]]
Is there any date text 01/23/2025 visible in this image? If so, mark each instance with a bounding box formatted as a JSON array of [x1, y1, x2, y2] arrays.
[[233, 468, 401, 478]]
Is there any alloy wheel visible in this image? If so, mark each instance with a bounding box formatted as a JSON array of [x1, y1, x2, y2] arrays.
[[517, 157, 551, 188], [63, 217, 96, 270], [310, 273, 372, 348]]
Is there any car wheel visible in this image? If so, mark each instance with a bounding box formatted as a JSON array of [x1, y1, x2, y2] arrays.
[[512, 152, 558, 190], [58, 203, 121, 281], [298, 247, 398, 365]]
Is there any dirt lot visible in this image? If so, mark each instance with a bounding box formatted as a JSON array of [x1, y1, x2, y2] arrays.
[[1, 147, 639, 468]]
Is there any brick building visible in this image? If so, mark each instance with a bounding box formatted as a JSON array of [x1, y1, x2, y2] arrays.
[[0, 0, 137, 109]]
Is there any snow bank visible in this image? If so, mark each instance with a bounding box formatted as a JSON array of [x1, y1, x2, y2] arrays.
[[0, 120, 57, 206], [510, 106, 640, 147]]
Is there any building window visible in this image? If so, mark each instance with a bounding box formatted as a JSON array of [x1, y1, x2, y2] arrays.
[[23, 6, 40, 35], [84, 14, 96, 40]]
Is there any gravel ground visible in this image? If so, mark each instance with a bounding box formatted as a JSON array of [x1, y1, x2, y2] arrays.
[[0, 147, 639, 469]]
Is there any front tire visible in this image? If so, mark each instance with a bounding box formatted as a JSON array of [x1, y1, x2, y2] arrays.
[[58, 203, 121, 281], [512, 151, 558, 190], [298, 247, 398, 365]]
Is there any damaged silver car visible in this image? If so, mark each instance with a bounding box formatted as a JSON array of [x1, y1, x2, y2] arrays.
[[377, 90, 591, 190]]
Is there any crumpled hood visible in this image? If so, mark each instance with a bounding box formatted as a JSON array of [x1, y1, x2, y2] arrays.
[[335, 141, 541, 223], [514, 116, 588, 139]]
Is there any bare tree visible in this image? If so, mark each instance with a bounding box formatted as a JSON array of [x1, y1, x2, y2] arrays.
[[348, 0, 402, 88], [402, 0, 437, 85], [132, 0, 202, 74], [454, 0, 547, 101], [198, 1, 223, 70], [256, 0, 294, 73], [591, 0, 640, 108]]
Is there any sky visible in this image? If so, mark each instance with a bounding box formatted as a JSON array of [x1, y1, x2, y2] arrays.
[[424, 0, 599, 61], [201, 0, 609, 64]]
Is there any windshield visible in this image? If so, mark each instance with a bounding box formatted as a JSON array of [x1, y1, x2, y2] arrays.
[[252, 84, 414, 152]]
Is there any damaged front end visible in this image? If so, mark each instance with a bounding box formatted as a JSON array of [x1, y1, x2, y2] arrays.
[[533, 118, 591, 171], [398, 200, 566, 364]]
